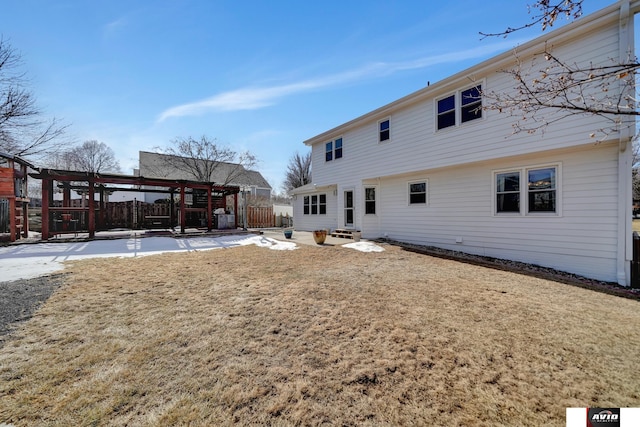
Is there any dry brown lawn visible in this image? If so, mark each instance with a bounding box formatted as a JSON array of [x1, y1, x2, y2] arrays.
[[1, 242, 639, 426]]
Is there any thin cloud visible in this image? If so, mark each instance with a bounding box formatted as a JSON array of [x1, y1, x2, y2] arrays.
[[103, 16, 128, 39], [157, 38, 526, 122]]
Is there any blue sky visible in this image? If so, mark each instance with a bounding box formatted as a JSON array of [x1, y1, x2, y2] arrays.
[[1, 0, 609, 192]]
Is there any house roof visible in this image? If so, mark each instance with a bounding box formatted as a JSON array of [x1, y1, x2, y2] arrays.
[[289, 182, 336, 195], [138, 151, 272, 190], [303, 0, 639, 147]]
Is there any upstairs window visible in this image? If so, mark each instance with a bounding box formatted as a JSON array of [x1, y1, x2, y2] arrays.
[[334, 138, 343, 159], [379, 119, 390, 142], [436, 84, 483, 130], [461, 85, 482, 123], [437, 95, 456, 130], [325, 138, 343, 161]]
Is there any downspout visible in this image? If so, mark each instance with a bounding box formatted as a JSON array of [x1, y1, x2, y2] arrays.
[[617, 0, 634, 285]]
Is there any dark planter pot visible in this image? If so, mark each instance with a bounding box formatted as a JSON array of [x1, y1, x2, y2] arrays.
[[284, 229, 293, 239]]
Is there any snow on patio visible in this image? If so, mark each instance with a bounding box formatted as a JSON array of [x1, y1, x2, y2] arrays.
[[0, 233, 383, 283]]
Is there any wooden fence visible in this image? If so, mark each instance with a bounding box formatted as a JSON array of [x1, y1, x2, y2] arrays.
[[245, 206, 293, 228], [28, 201, 292, 232], [247, 206, 274, 228]]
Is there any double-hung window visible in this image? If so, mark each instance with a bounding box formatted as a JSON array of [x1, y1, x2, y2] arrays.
[[495, 165, 559, 215], [409, 181, 427, 205], [334, 138, 342, 159], [461, 86, 482, 123], [325, 141, 333, 162], [379, 119, 390, 142], [303, 196, 310, 214], [365, 187, 376, 214], [437, 95, 456, 130], [528, 167, 556, 212], [325, 137, 343, 161], [303, 194, 326, 215], [496, 171, 520, 213], [437, 84, 482, 130]]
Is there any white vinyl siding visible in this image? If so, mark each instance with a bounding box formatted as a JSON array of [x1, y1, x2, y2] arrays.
[[293, 190, 337, 231], [299, 8, 628, 283], [310, 23, 621, 187], [373, 143, 618, 282]]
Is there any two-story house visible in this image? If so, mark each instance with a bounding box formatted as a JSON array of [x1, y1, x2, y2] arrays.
[[291, 1, 637, 286]]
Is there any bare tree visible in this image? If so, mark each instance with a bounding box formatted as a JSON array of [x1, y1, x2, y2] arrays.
[[64, 140, 121, 173], [480, 0, 584, 38], [481, 1, 638, 139], [154, 135, 257, 184], [0, 37, 68, 160], [284, 151, 312, 192], [484, 48, 639, 138]]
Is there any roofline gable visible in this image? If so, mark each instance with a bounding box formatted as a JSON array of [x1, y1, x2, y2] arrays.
[[304, 0, 639, 146]]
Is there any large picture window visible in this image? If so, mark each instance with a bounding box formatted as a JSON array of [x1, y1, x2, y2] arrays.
[[495, 165, 559, 215]]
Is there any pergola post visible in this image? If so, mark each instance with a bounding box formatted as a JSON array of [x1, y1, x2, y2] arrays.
[[207, 185, 213, 231], [180, 184, 186, 234], [88, 179, 95, 238], [170, 190, 176, 229], [63, 184, 71, 208], [8, 197, 16, 242], [41, 178, 52, 239], [234, 192, 238, 228]]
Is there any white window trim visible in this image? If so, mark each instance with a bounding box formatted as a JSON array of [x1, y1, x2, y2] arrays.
[[434, 80, 485, 132], [407, 179, 429, 206], [364, 185, 377, 216], [303, 193, 327, 215], [325, 136, 344, 162], [378, 117, 391, 143], [492, 163, 562, 217]]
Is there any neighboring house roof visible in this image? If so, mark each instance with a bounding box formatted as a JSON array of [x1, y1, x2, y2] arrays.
[[138, 151, 272, 190]]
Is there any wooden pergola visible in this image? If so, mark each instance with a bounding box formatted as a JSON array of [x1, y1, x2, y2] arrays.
[[30, 168, 240, 240], [0, 152, 36, 242]]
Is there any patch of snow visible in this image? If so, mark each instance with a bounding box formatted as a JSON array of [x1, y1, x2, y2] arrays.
[[0, 234, 297, 283], [342, 241, 385, 253]]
